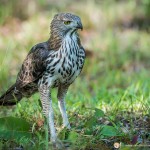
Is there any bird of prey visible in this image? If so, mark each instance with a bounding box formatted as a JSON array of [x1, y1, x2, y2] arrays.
[[0, 13, 85, 143]]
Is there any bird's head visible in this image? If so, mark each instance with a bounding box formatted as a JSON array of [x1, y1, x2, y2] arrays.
[[50, 13, 83, 37]]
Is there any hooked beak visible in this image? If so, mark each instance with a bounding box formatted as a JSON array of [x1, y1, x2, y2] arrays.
[[76, 21, 83, 30]]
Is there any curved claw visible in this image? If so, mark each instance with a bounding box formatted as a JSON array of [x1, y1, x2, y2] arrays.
[[51, 138, 65, 150], [63, 123, 71, 130]]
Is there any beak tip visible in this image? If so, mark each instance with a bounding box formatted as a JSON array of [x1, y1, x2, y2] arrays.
[[77, 22, 83, 31]]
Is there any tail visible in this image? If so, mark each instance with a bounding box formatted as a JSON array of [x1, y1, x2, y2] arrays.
[[0, 84, 22, 106]]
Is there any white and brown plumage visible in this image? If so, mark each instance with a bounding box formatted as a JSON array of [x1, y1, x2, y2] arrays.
[[0, 13, 85, 143]]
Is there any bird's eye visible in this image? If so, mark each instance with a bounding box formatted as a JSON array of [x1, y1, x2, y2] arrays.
[[64, 21, 71, 25]]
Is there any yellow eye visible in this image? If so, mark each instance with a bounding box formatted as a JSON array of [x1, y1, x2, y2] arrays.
[[64, 21, 71, 25]]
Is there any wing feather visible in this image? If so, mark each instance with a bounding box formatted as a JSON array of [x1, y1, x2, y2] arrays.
[[16, 42, 49, 88]]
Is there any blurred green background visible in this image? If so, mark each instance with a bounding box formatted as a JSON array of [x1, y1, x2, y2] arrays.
[[0, 0, 150, 149]]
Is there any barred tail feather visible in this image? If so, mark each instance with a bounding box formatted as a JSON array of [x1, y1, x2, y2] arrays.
[[0, 84, 22, 106]]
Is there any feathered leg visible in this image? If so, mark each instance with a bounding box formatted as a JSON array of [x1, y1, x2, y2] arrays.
[[57, 85, 70, 129], [38, 86, 56, 142]]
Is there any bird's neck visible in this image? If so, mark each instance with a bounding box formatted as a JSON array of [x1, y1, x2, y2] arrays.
[[48, 32, 63, 50], [48, 30, 80, 51]]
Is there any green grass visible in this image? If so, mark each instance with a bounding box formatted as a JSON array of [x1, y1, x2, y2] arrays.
[[0, 0, 150, 149]]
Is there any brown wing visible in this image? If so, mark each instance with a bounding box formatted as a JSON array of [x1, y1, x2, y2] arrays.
[[16, 42, 49, 88]]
